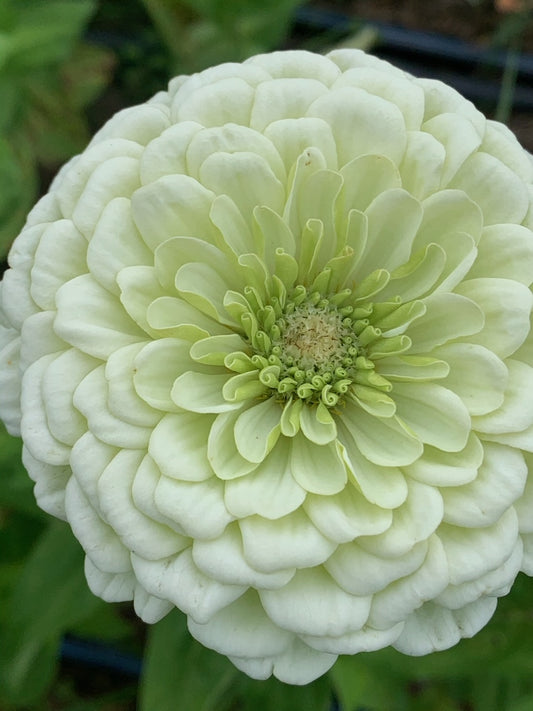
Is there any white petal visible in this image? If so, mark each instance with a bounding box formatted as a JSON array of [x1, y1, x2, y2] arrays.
[[473, 360, 533, 434], [468, 223, 533, 285], [133, 587, 173, 624], [308, 86, 407, 167], [84, 557, 135, 603], [441, 442, 527, 527], [74, 365, 152, 448], [21, 355, 71, 466], [22, 446, 69, 519], [405, 433, 483, 487], [358, 479, 444, 558], [291, 434, 347, 495], [326, 540, 428, 596], [302, 623, 403, 655], [224, 438, 306, 519], [193, 523, 294, 589], [132, 548, 245, 624], [97, 449, 189, 560], [65, 477, 131, 573], [304, 483, 392, 544], [188, 589, 291, 657], [154, 475, 234, 539], [438, 507, 519, 585], [149, 411, 214, 482], [392, 382, 471, 452], [54, 274, 145, 358], [240, 510, 336, 573], [455, 278, 533, 359], [261, 567, 371, 637], [369, 534, 449, 629]]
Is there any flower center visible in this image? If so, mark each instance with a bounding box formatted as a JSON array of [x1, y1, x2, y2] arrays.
[[281, 307, 349, 370]]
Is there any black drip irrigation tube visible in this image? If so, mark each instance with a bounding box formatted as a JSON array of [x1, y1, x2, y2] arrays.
[[295, 6, 533, 111]]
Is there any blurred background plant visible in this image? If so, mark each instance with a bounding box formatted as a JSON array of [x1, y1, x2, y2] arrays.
[[1, 1, 533, 710]]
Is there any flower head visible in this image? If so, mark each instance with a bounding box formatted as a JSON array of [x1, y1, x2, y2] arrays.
[[1, 49, 533, 684]]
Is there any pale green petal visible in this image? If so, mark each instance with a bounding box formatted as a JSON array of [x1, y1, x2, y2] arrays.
[[172, 371, 242, 413], [133, 339, 190, 412], [339, 154, 401, 220], [240, 510, 336, 573], [176, 261, 236, 326], [369, 535, 449, 628], [147, 296, 230, 340], [54, 274, 146, 358], [190, 333, 249, 366], [442, 442, 527, 527], [405, 433, 483, 487], [399, 130, 445, 199], [438, 507, 519, 585], [450, 152, 529, 225], [22, 447, 69, 519], [186, 122, 286, 183], [149, 411, 214, 481], [468, 224, 533, 285], [307, 86, 407, 166], [139, 120, 202, 184], [339, 407, 423, 469], [250, 77, 329, 131], [325, 539, 428, 595], [304, 484, 392, 543], [72, 156, 141, 238], [377, 354, 449, 382], [481, 119, 533, 181], [233, 397, 282, 463], [209, 194, 255, 258], [199, 151, 285, 229], [131, 174, 217, 251], [261, 568, 371, 636], [85, 559, 135, 604], [105, 342, 161, 427], [155, 475, 234, 539], [455, 278, 533, 359], [224, 437, 305, 519], [154, 235, 233, 292], [334, 66, 425, 130], [433, 343, 507, 416], [264, 117, 338, 173], [207, 408, 258, 480], [414, 190, 483, 251], [299, 402, 337, 444], [291, 433, 347, 495], [376, 243, 446, 303], [117, 265, 165, 338], [392, 382, 471, 452], [422, 112, 481, 185], [473, 359, 533, 434], [407, 292, 484, 354], [87, 197, 152, 295], [356, 189, 423, 277], [193, 523, 294, 588], [175, 76, 256, 127]]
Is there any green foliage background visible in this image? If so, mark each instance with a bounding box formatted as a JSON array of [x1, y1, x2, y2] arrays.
[[1, 1, 533, 709]]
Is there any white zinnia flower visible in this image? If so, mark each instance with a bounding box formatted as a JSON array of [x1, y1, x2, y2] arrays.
[[1, 49, 533, 685]]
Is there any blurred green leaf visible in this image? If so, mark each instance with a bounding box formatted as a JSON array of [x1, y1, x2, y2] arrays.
[[0, 0, 97, 73], [239, 673, 332, 711], [0, 520, 100, 705], [139, 608, 238, 711]]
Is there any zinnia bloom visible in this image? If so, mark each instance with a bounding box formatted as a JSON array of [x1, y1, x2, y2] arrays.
[[1, 49, 533, 685]]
